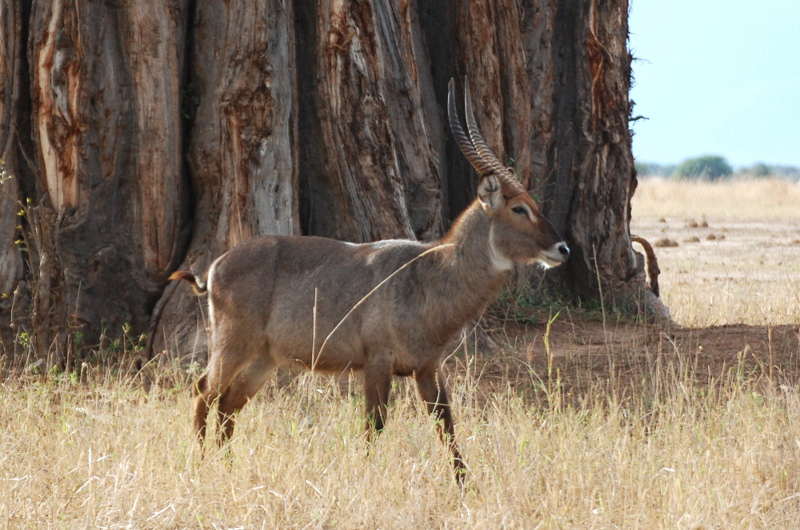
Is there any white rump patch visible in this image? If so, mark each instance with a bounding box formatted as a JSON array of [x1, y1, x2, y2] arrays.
[[206, 257, 220, 295]]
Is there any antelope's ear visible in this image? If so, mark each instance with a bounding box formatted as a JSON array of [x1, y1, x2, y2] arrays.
[[477, 174, 505, 213]]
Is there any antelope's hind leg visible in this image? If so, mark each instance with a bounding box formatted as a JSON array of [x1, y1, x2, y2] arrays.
[[193, 372, 212, 446], [216, 354, 276, 444], [193, 333, 268, 449]]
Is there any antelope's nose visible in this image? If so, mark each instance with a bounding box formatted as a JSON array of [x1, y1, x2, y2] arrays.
[[558, 244, 570, 259]]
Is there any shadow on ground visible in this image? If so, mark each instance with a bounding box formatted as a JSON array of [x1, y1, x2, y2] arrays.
[[473, 319, 800, 402]]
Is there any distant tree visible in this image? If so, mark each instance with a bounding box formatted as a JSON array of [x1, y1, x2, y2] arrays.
[[634, 161, 653, 177], [672, 155, 733, 181], [734, 163, 800, 181], [739, 163, 800, 181], [635, 161, 676, 178], [776, 165, 800, 181], [749, 162, 771, 177]]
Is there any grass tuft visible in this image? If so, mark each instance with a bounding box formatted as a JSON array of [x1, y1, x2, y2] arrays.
[[2, 179, 799, 526], [1, 344, 799, 527]]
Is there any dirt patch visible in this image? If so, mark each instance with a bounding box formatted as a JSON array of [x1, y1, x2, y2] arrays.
[[470, 201, 800, 401], [629, 180, 800, 327], [472, 318, 800, 402], [629, 214, 800, 326]]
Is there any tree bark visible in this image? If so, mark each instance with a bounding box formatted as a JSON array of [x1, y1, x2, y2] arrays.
[[148, 0, 300, 360], [0, 0, 27, 357], [0, 0, 664, 363], [295, 0, 443, 242], [19, 0, 191, 361], [539, 0, 660, 313]]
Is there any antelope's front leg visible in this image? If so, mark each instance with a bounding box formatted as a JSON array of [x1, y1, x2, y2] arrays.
[[363, 354, 392, 443], [415, 365, 466, 483]]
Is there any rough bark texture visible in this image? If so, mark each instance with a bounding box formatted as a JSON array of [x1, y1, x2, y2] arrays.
[[0, 0, 27, 357], [0, 0, 662, 364], [541, 0, 653, 308], [296, 0, 443, 242], [23, 0, 191, 361], [148, 0, 300, 359]]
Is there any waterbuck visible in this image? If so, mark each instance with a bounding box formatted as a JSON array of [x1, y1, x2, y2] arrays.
[[170, 79, 569, 482]]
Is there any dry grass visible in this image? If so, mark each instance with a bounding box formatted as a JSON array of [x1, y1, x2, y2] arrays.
[[632, 178, 800, 326], [632, 177, 800, 219], [2, 358, 800, 528], [2, 178, 800, 528]]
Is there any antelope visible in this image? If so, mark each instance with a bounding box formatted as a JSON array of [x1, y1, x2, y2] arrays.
[[170, 79, 569, 483]]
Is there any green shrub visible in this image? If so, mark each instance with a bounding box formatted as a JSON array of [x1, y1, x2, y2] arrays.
[[672, 155, 733, 181]]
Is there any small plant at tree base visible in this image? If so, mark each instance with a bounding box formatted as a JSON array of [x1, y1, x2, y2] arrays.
[[18, 331, 31, 351], [0, 158, 12, 185]]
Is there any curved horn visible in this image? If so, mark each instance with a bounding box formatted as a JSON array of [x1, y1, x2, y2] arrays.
[[447, 79, 494, 175], [463, 80, 508, 177]]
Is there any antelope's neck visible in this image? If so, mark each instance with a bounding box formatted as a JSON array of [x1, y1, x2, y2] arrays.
[[441, 201, 511, 272], [424, 203, 511, 327]]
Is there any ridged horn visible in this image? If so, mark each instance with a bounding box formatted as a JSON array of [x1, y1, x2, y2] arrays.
[[463, 80, 509, 178], [447, 78, 494, 175]]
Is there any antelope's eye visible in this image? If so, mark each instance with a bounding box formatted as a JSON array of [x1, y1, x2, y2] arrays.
[[511, 206, 527, 215]]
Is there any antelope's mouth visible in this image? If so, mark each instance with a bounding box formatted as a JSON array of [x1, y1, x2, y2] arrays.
[[538, 242, 570, 268]]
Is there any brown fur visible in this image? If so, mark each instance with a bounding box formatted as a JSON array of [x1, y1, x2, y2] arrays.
[[172, 82, 570, 483], [173, 180, 568, 483]]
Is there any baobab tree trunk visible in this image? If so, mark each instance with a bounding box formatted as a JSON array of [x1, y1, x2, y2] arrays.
[[15, 0, 192, 363], [538, 0, 665, 316], [294, 0, 444, 242], [0, 0, 665, 364], [148, 0, 301, 359], [0, 0, 27, 357]]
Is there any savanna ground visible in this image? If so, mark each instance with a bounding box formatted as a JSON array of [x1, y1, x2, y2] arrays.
[[1, 179, 799, 528]]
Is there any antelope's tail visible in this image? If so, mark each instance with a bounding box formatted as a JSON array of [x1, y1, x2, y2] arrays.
[[169, 270, 208, 296]]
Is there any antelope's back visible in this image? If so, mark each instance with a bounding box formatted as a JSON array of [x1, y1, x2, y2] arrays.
[[206, 235, 429, 366]]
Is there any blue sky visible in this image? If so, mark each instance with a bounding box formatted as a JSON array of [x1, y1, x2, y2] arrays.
[[628, 1, 800, 168]]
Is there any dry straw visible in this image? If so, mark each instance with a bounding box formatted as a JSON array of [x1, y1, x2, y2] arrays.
[[2, 179, 799, 527]]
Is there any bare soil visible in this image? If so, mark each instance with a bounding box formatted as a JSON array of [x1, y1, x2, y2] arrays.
[[506, 319, 800, 396], [473, 207, 800, 400]]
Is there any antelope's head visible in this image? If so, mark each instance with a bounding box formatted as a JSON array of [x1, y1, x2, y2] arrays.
[[447, 79, 570, 268]]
